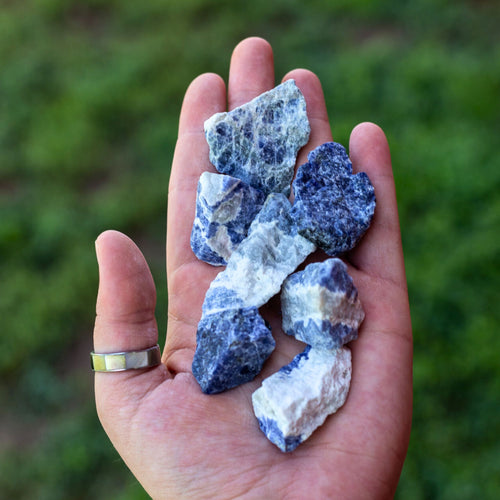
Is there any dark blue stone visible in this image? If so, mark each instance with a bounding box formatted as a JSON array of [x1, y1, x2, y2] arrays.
[[291, 142, 376, 256], [257, 417, 304, 452], [192, 307, 275, 394]]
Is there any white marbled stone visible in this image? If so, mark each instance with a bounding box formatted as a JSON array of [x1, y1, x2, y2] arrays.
[[281, 258, 365, 349], [202, 193, 315, 315], [204, 79, 310, 196], [252, 346, 352, 452]]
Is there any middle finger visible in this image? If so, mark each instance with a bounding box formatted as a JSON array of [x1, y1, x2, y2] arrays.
[[228, 37, 275, 110]]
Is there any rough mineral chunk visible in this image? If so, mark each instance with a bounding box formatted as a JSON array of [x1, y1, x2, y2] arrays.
[[192, 307, 275, 394], [190, 172, 266, 266], [281, 258, 364, 349], [291, 142, 376, 255], [202, 193, 316, 315], [204, 80, 310, 196], [252, 345, 352, 452]]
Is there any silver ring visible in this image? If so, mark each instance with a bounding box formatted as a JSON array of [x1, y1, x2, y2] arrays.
[[91, 344, 161, 372]]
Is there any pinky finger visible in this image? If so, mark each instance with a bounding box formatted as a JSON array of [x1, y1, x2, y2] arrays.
[[347, 122, 407, 290]]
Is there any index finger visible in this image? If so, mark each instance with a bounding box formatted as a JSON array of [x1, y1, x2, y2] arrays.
[[166, 73, 226, 277]]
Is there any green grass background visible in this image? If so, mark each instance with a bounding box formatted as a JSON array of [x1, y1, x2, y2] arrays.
[[1, 0, 499, 498]]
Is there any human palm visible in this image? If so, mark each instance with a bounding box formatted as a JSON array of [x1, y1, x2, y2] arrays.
[[93, 38, 412, 499]]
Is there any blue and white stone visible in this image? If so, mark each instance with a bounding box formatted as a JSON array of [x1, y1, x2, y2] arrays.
[[202, 193, 316, 315], [190, 172, 266, 266], [291, 142, 376, 256], [281, 258, 364, 349], [252, 345, 352, 452], [204, 80, 310, 196], [192, 307, 275, 394]]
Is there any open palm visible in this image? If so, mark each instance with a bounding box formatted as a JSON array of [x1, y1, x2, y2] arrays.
[[93, 38, 412, 499]]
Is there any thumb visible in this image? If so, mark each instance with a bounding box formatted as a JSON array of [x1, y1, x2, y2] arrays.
[[94, 230, 158, 354], [93, 230, 167, 441]]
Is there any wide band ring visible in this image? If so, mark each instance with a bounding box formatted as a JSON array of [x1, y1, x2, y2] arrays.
[[91, 344, 161, 372]]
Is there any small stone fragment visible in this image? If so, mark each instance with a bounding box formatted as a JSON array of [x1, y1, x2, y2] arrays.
[[252, 345, 352, 452], [204, 80, 310, 196], [281, 258, 364, 349], [291, 142, 376, 256], [190, 172, 266, 266], [202, 193, 316, 315], [192, 307, 275, 394]]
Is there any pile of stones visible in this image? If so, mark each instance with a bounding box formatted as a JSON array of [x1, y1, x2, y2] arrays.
[[189, 80, 376, 452]]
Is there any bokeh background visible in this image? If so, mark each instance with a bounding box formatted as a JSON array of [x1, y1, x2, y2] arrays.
[[1, 0, 499, 498]]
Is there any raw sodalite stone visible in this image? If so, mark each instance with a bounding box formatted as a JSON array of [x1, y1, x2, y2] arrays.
[[190, 172, 266, 266], [202, 193, 316, 315], [252, 345, 352, 452], [192, 83, 369, 453], [281, 258, 364, 349], [291, 142, 376, 256], [192, 307, 275, 394], [204, 80, 310, 196]]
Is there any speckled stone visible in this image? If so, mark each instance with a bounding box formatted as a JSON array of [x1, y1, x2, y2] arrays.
[[202, 193, 316, 315], [192, 307, 275, 394], [281, 258, 364, 349], [190, 172, 266, 266], [252, 345, 352, 452], [204, 80, 310, 196], [291, 142, 376, 256]]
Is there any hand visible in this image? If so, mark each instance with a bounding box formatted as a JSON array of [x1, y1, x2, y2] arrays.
[[93, 37, 413, 499]]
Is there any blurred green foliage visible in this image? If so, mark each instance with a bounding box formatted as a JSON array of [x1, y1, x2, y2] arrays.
[[0, 0, 499, 498]]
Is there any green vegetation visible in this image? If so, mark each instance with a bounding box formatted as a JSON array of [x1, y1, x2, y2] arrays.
[[1, 0, 499, 498]]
